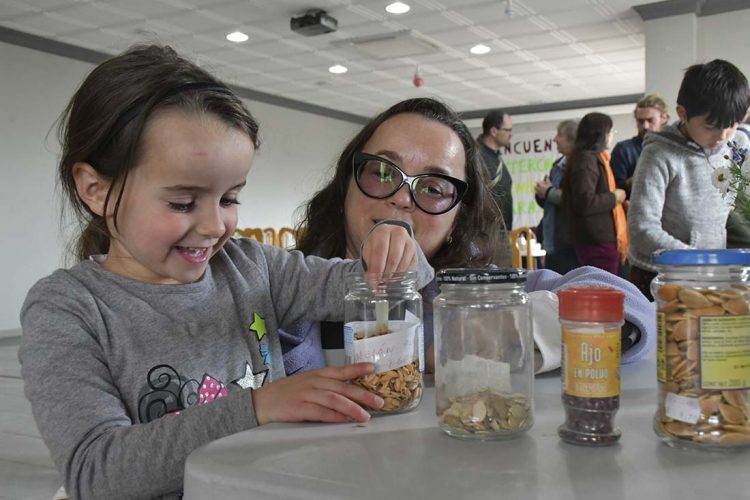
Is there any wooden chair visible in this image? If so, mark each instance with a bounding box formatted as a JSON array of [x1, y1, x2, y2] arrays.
[[510, 226, 537, 270], [278, 227, 297, 249], [234, 227, 264, 242], [262, 227, 278, 247]]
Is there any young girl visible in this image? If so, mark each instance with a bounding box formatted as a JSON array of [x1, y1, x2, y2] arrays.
[[18, 45, 431, 500]]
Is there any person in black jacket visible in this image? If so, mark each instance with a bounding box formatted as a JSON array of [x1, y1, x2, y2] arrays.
[[477, 110, 513, 232]]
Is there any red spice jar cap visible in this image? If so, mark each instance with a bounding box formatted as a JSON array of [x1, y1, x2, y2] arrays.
[[557, 287, 624, 322]]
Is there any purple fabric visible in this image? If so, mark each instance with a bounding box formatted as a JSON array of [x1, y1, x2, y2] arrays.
[[525, 266, 656, 364], [279, 320, 325, 375], [574, 241, 620, 274]]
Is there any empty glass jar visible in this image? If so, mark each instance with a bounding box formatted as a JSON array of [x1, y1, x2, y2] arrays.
[[652, 249, 750, 450], [433, 268, 533, 440], [344, 271, 423, 415]]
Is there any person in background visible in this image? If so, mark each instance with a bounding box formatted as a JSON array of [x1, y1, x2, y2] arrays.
[[534, 119, 579, 274], [611, 94, 670, 197], [282, 98, 654, 378], [562, 112, 628, 275], [477, 109, 514, 233], [18, 45, 432, 500], [628, 59, 750, 299]]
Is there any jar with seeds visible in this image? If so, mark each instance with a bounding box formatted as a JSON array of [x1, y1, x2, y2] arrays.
[[344, 271, 423, 415], [651, 249, 750, 450], [557, 287, 624, 446], [433, 268, 533, 440]]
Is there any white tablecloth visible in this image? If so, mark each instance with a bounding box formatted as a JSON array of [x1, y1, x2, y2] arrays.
[[184, 353, 749, 499]]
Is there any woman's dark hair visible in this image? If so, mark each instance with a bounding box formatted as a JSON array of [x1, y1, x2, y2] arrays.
[[296, 97, 503, 269], [573, 112, 613, 153], [677, 59, 750, 128], [58, 44, 260, 261]]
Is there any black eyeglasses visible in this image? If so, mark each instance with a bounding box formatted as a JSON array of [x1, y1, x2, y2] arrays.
[[352, 152, 468, 215]]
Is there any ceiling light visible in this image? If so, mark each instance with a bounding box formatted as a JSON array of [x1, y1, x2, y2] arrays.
[[386, 2, 411, 14], [470, 44, 491, 55], [226, 31, 248, 43], [505, 0, 514, 18], [329, 64, 348, 74]]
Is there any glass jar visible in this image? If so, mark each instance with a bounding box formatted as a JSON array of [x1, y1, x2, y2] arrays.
[[557, 288, 624, 446], [433, 268, 533, 440], [651, 249, 750, 450], [344, 271, 423, 414]]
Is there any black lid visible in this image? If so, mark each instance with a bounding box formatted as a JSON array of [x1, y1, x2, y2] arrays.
[[436, 268, 527, 285]]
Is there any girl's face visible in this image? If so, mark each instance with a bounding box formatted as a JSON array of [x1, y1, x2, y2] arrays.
[[103, 110, 254, 284], [343, 113, 466, 260]]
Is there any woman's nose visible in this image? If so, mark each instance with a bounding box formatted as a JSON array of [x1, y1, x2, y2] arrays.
[[388, 183, 415, 211]]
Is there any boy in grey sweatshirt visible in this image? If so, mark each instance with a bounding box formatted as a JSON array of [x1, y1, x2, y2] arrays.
[[627, 59, 750, 299]]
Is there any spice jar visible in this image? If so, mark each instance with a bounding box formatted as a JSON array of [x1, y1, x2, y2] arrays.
[[651, 249, 750, 450], [344, 271, 423, 414], [433, 268, 533, 440], [558, 287, 624, 446]]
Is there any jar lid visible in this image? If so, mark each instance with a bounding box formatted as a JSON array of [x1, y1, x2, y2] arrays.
[[436, 268, 527, 285], [653, 249, 750, 266], [558, 287, 624, 322]]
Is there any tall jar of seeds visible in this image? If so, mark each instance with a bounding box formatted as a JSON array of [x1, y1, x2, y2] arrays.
[[652, 249, 750, 450], [344, 271, 423, 415], [433, 268, 533, 440]]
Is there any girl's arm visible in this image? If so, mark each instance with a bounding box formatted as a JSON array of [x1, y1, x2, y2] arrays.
[[568, 153, 617, 216]]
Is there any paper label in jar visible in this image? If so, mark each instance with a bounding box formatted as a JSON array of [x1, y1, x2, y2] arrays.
[[438, 355, 512, 400], [657, 312, 667, 383], [562, 328, 621, 398], [665, 392, 701, 424], [344, 320, 420, 373], [699, 315, 750, 390]]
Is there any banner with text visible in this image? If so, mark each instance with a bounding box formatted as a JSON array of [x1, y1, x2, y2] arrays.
[[503, 132, 558, 230]]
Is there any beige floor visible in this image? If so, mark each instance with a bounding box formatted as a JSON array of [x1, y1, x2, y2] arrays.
[[0, 330, 63, 500]]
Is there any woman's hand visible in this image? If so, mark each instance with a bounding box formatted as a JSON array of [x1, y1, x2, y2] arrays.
[[614, 188, 626, 204], [251, 363, 384, 425], [361, 223, 418, 275], [534, 176, 552, 198]]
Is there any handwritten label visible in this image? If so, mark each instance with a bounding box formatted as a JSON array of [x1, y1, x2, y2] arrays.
[[344, 320, 420, 373], [438, 355, 512, 400], [665, 392, 701, 424]]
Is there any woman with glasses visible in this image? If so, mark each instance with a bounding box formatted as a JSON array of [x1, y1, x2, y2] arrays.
[[280, 98, 654, 375]]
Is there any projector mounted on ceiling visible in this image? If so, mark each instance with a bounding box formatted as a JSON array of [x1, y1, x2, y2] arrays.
[[290, 9, 338, 36]]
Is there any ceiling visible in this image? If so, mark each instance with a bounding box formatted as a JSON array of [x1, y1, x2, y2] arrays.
[[0, 0, 666, 122]]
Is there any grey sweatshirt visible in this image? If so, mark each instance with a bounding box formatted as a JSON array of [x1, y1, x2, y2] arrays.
[[19, 236, 432, 499], [627, 123, 750, 272]]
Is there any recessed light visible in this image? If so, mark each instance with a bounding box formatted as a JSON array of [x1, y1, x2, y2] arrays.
[[386, 2, 410, 14], [329, 64, 348, 74], [226, 31, 248, 43], [470, 44, 491, 55]]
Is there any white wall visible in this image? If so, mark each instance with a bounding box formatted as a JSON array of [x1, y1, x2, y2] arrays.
[[0, 41, 359, 331], [645, 8, 750, 112], [697, 9, 750, 79]]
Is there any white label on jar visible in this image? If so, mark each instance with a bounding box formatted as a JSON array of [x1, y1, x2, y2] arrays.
[[439, 355, 512, 400], [344, 320, 420, 373], [404, 310, 425, 373], [665, 392, 701, 424]]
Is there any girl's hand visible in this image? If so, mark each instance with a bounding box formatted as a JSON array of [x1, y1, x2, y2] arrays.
[[251, 363, 384, 425], [360, 223, 418, 276]]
